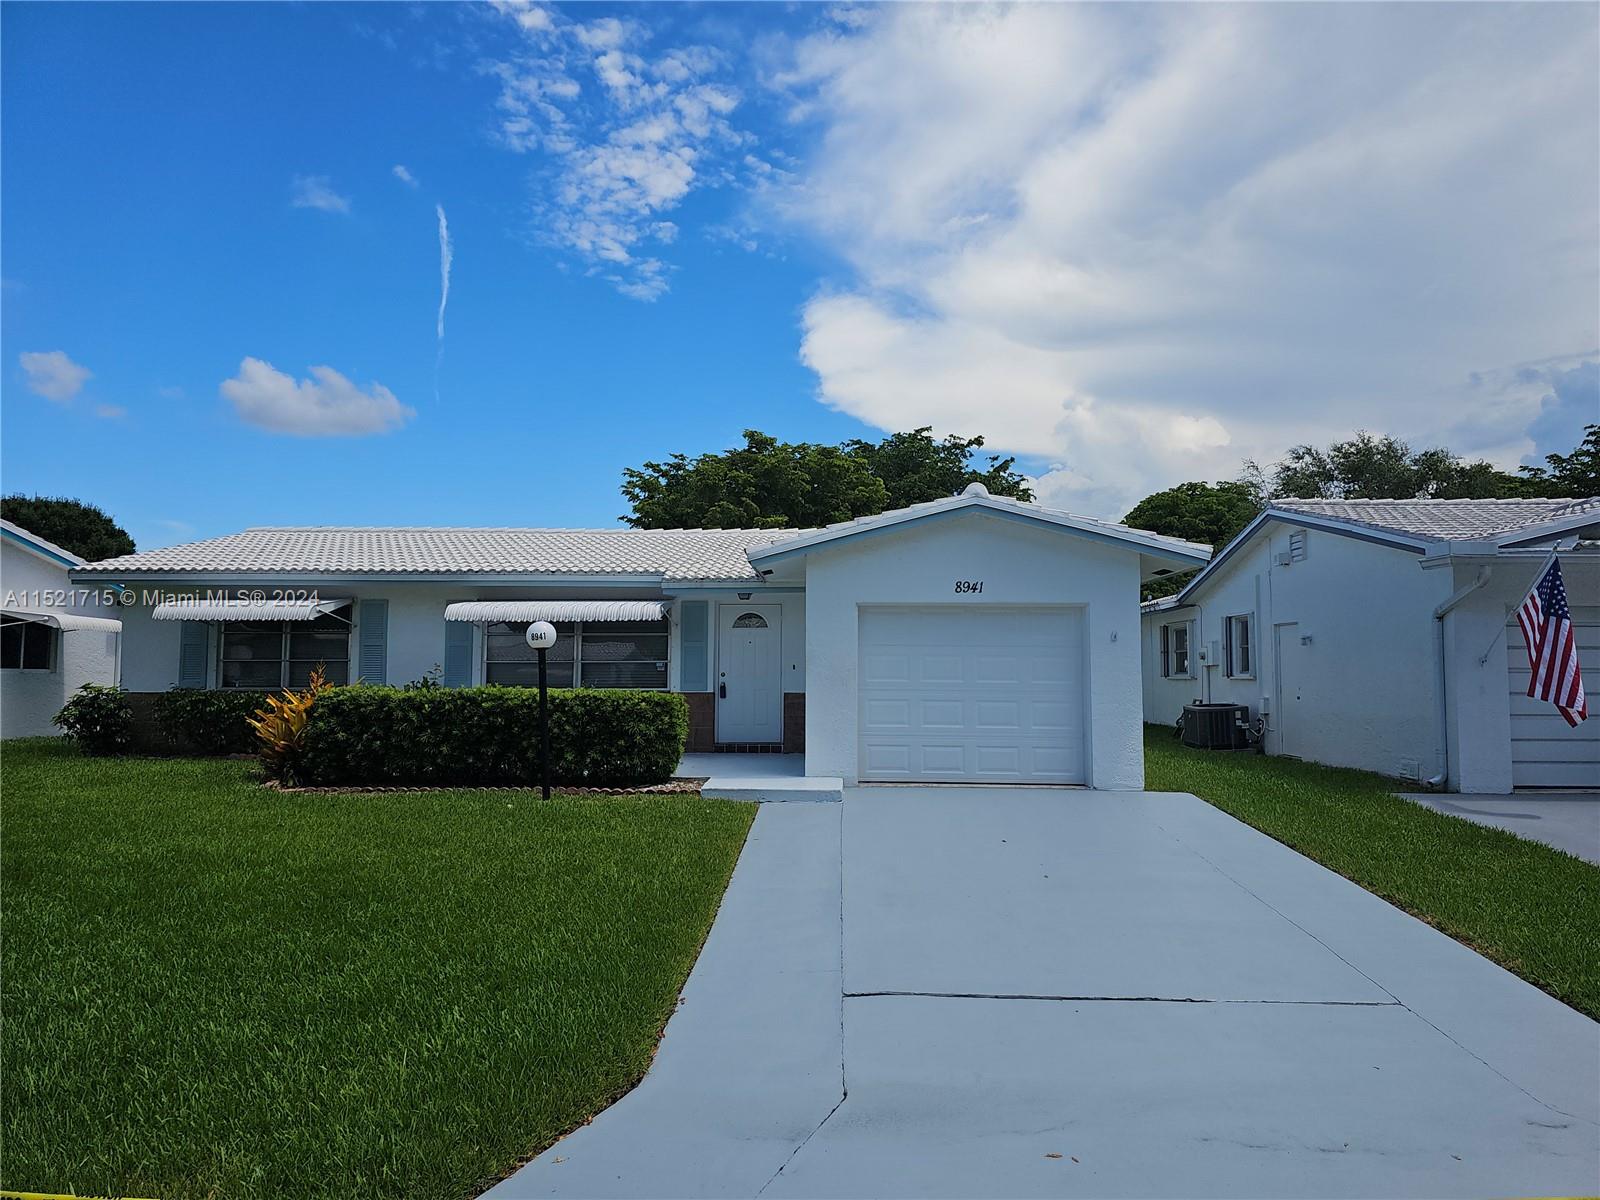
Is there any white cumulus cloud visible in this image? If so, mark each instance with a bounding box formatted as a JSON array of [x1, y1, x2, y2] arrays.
[[291, 175, 351, 214], [772, 4, 1599, 517], [392, 164, 419, 187], [19, 350, 92, 402], [220, 358, 414, 436], [484, 3, 749, 300]]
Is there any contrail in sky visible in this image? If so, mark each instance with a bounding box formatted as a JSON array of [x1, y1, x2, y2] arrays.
[[434, 203, 452, 402], [435, 203, 452, 345]]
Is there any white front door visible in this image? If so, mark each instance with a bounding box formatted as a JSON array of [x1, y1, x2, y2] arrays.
[[716, 604, 783, 743], [857, 606, 1085, 784]]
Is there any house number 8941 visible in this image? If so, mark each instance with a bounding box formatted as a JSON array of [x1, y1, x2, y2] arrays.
[[953, 580, 985, 594]]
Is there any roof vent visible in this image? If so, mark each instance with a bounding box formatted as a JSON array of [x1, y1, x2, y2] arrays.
[[961, 481, 990, 498]]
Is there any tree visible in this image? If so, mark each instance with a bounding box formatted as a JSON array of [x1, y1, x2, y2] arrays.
[[1, 494, 135, 561], [621, 427, 1032, 529], [1250, 431, 1532, 500], [1122, 480, 1263, 599], [843, 427, 1032, 509], [622, 431, 888, 529], [1518, 424, 1600, 497]]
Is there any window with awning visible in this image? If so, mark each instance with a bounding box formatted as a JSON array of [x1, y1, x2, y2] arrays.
[[219, 611, 351, 689], [455, 602, 671, 690]]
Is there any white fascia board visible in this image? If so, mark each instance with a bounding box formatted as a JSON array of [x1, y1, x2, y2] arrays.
[[745, 496, 1211, 568], [1178, 509, 1434, 603], [1493, 511, 1600, 548]]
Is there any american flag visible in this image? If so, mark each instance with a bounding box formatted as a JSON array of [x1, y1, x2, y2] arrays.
[[1515, 557, 1588, 728]]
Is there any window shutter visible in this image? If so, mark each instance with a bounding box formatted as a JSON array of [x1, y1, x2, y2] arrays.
[[442, 621, 474, 688], [178, 621, 209, 688], [1160, 624, 1170, 678], [357, 599, 388, 684], [1223, 619, 1234, 679], [679, 600, 709, 691]]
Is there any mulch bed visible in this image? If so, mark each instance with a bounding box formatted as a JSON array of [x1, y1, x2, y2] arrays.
[[262, 778, 707, 796]]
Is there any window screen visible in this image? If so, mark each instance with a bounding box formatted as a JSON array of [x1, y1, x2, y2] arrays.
[[0, 618, 55, 671], [219, 612, 350, 689], [483, 619, 668, 689]]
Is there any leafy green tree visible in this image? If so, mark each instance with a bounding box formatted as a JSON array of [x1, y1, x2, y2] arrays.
[[843, 427, 1032, 509], [1123, 480, 1263, 599], [1, 494, 135, 561], [1518, 424, 1600, 496], [1252, 431, 1531, 500], [622, 427, 1031, 529], [622, 431, 888, 529]]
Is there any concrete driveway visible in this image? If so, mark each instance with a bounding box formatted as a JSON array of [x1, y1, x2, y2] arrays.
[[487, 789, 1600, 1199]]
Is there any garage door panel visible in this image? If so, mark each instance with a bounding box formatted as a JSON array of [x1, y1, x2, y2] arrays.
[[974, 699, 1022, 730], [862, 743, 913, 776], [920, 699, 966, 729], [859, 607, 1085, 785], [862, 652, 910, 685], [864, 698, 912, 730], [921, 744, 967, 774], [921, 655, 964, 684]]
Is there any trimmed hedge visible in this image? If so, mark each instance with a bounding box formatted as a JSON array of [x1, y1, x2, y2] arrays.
[[153, 690, 265, 755], [299, 687, 689, 788]]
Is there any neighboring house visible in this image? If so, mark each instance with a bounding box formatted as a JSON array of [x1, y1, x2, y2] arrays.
[[1, 519, 123, 737], [69, 485, 1209, 789], [1141, 497, 1600, 792]]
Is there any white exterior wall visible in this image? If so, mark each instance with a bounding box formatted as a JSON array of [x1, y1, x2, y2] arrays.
[[802, 512, 1145, 789], [1141, 607, 1201, 727], [111, 581, 804, 696], [1, 538, 121, 736], [1141, 525, 1450, 781], [1443, 553, 1600, 793]]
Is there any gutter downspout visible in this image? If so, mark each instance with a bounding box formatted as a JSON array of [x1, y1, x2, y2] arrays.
[[1426, 566, 1492, 789]]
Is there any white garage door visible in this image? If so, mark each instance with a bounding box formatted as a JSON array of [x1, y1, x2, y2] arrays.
[[1507, 605, 1599, 789], [859, 606, 1085, 784]]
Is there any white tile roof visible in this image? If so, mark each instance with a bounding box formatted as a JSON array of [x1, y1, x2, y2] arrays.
[[75, 526, 807, 582], [1271, 496, 1600, 541]]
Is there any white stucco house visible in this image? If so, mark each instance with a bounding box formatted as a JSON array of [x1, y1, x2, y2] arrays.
[[2, 519, 123, 737], [1141, 497, 1600, 793], [69, 485, 1209, 789]]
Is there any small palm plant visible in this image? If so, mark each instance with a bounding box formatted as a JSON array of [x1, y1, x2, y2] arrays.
[[249, 665, 330, 785]]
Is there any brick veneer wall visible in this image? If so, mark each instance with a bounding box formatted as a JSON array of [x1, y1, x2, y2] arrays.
[[682, 692, 715, 752], [783, 693, 805, 754]]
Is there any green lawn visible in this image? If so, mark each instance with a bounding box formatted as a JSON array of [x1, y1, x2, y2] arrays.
[[1145, 726, 1600, 1020], [1, 739, 755, 1200]]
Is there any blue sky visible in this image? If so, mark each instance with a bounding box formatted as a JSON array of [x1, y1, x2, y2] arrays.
[[4, 2, 1597, 550]]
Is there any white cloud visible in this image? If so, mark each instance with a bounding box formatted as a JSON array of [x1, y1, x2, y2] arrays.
[[94, 404, 127, 420], [291, 175, 351, 214], [220, 358, 414, 436], [19, 350, 92, 402], [483, 6, 747, 300], [392, 164, 419, 187], [436, 204, 453, 343], [773, 4, 1599, 517]]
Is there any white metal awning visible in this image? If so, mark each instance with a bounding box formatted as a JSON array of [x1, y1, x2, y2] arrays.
[[151, 598, 351, 622], [1, 608, 122, 633], [443, 600, 670, 624]]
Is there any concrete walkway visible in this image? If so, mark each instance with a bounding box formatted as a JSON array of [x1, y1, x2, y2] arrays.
[[677, 753, 844, 803], [1399, 791, 1600, 864], [487, 789, 1600, 1199]]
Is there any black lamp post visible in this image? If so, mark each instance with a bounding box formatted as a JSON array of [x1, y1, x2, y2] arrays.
[[525, 620, 558, 800]]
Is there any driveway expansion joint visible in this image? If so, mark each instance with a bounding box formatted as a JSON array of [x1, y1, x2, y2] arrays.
[[844, 991, 1404, 1006]]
